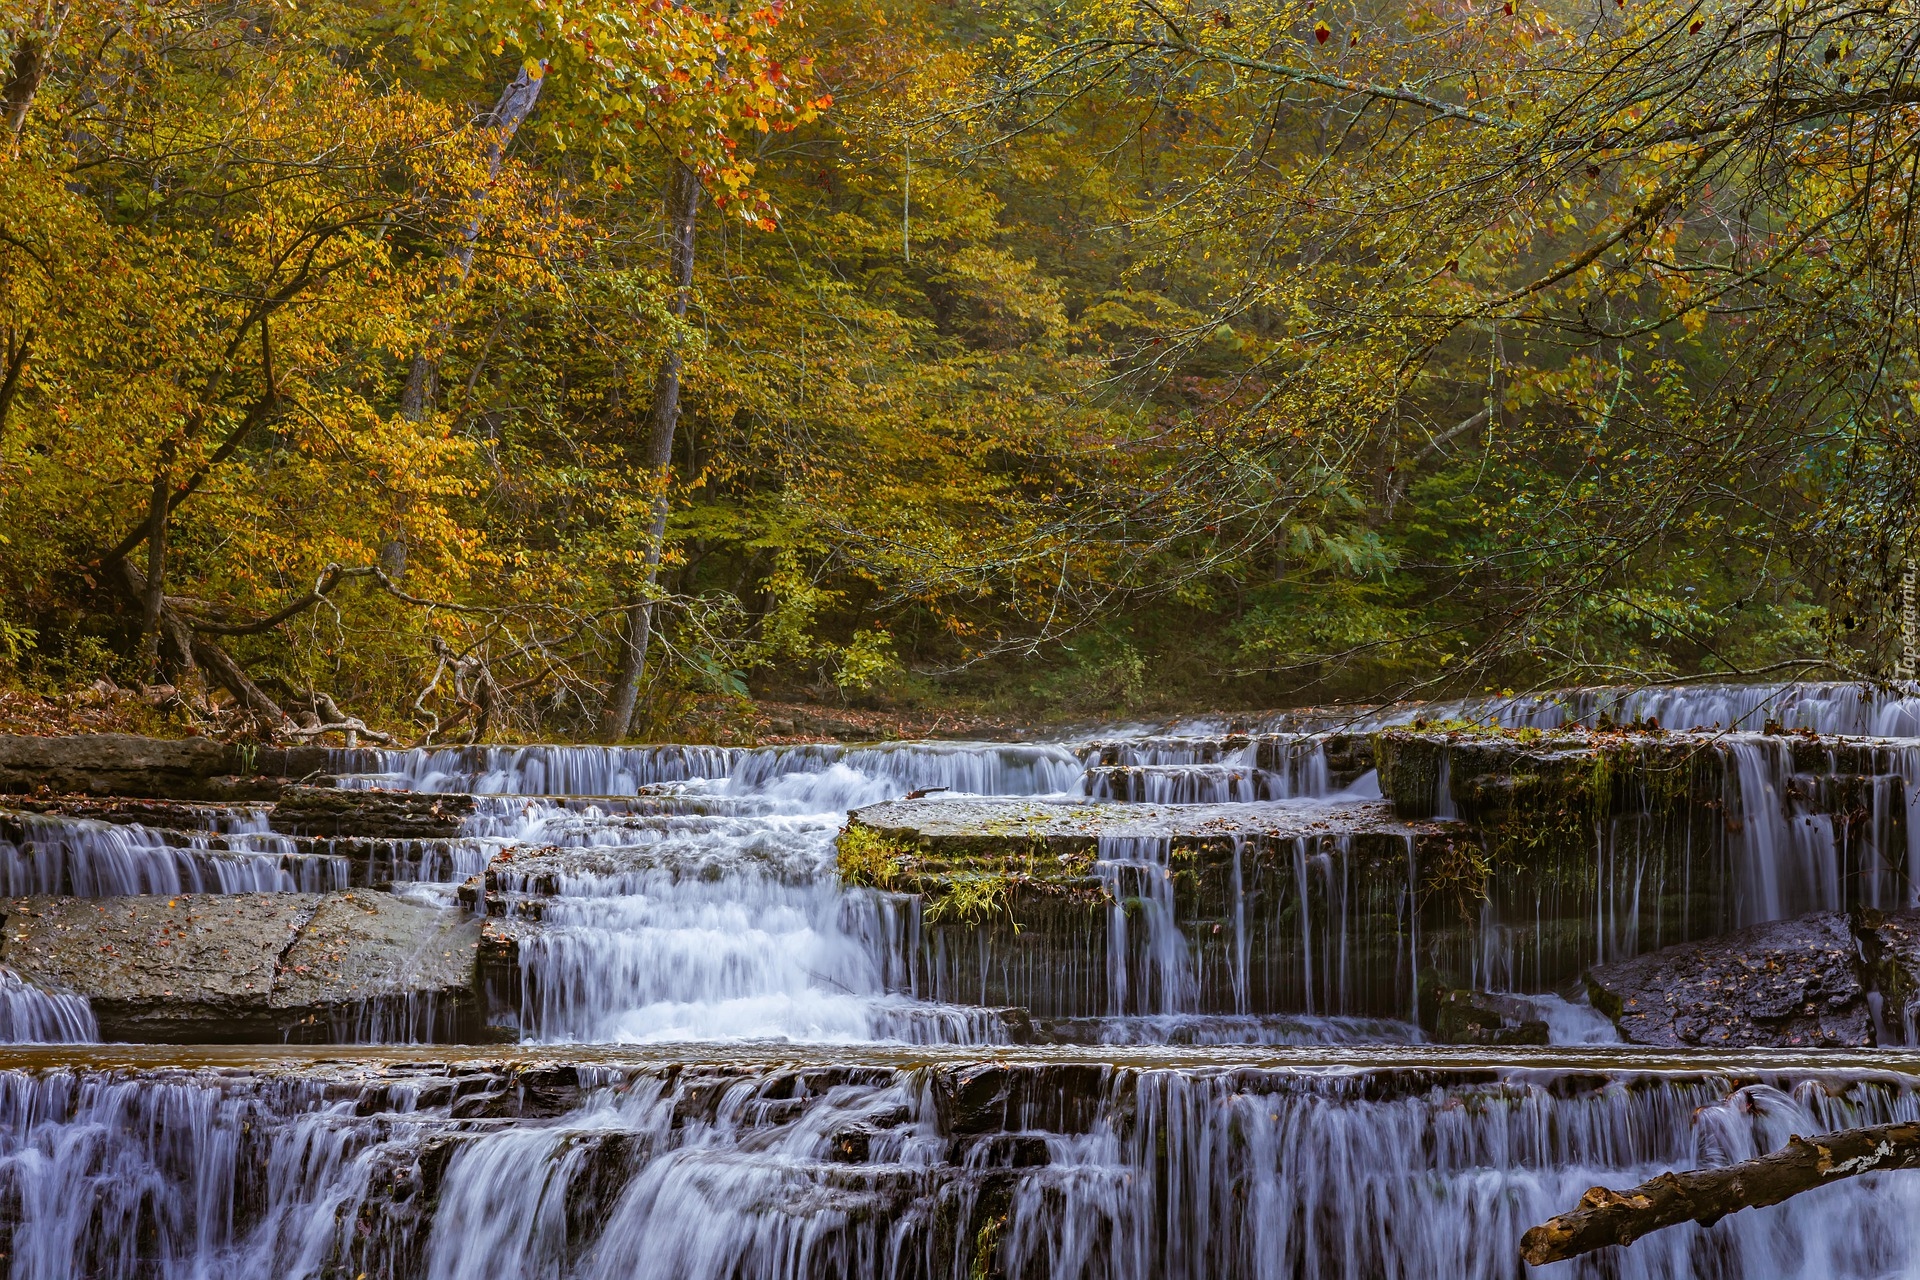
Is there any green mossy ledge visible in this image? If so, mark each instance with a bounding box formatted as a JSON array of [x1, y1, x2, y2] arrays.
[[840, 797, 1466, 1021], [839, 731, 1909, 1024], [1370, 727, 1903, 915], [1371, 727, 1727, 825]]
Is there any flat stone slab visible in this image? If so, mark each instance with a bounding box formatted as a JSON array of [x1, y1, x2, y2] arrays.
[[0, 891, 483, 1042], [5, 788, 475, 842], [274, 893, 479, 1008], [0, 733, 329, 799], [0, 796, 261, 831], [269, 785, 473, 838], [1587, 911, 1871, 1048], [850, 797, 1443, 846]]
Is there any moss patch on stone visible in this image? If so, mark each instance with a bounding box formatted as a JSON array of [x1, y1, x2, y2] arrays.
[[836, 823, 919, 890], [836, 813, 1102, 922], [922, 873, 1015, 927]]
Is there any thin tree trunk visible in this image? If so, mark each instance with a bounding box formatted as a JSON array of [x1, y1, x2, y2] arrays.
[[119, 561, 286, 722], [0, 327, 30, 439], [3, 1, 70, 143], [601, 159, 701, 742], [401, 65, 545, 421], [139, 440, 176, 670]]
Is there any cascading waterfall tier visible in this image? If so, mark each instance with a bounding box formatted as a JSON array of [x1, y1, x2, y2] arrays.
[[8, 683, 1920, 1276], [1240, 679, 1920, 737], [0, 807, 330, 896], [3, 1047, 1920, 1280], [367, 741, 1087, 1047]]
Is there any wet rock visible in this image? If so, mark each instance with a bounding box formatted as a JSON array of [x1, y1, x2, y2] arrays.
[[851, 796, 1431, 853], [1371, 729, 1725, 823], [1082, 732, 1373, 789], [0, 890, 483, 1042], [842, 798, 1514, 1020], [273, 892, 481, 1012], [842, 796, 1446, 918], [457, 843, 646, 913], [0, 804, 471, 896], [1087, 735, 1257, 767], [344, 1132, 468, 1279], [1422, 983, 1549, 1046], [1315, 732, 1377, 789], [474, 915, 534, 1030], [0, 733, 329, 800], [1085, 764, 1296, 802], [269, 785, 473, 839], [1587, 912, 1871, 1048], [1855, 907, 1920, 1045], [0, 795, 258, 831], [950, 1132, 1050, 1168], [3, 893, 306, 1039], [945, 1063, 1111, 1135]]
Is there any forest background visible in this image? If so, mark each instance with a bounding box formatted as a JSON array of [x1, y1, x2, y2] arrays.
[[1, 0, 1916, 743]]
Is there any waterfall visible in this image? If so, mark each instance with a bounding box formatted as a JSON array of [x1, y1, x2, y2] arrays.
[[1085, 736, 1337, 803], [0, 809, 323, 897], [1396, 680, 1920, 737], [1095, 836, 1197, 1017], [12, 682, 1920, 1276], [1721, 737, 1841, 923], [348, 742, 1086, 801], [5, 1060, 1919, 1280], [402, 745, 1084, 1046], [0, 968, 96, 1043]]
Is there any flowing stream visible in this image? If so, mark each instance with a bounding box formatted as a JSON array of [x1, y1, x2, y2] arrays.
[[4, 681, 1920, 1277]]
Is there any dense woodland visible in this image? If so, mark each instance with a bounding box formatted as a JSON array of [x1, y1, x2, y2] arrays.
[[1, 0, 1916, 741]]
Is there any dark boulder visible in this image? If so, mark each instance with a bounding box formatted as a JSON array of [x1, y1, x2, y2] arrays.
[[1587, 911, 1870, 1048], [1423, 982, 1549, 1045], [1855, 906, 1920, 1046]]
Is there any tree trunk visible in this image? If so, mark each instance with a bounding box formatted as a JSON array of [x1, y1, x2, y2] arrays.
[[139, 440, 176, 670], [118, 561, 286, 723], [600, 159, 701, 742], [1520, 1119, 1920, 1266], [401, 65, 545, 421], [3, 1, 70, 142], [0, 327, 31, 438]]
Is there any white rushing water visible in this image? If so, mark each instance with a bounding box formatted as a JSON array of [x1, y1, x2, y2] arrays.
[[4, 1061, 1920, 1280], [352, 738, 1423, 1048], [8, 682, 1920, 1278], [336, 710, 1920, 1043], [1386, 679, 1920, 737], [0, 967, 96, 1043], [359, 741, 1097, 1047], [0, 808, 330, 896]]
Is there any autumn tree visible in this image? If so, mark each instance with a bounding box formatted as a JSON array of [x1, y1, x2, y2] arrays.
[[948, 0, 1920, 695]]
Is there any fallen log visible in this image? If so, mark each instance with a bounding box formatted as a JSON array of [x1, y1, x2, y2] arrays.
[[1521, 1119, 1920, 1266]]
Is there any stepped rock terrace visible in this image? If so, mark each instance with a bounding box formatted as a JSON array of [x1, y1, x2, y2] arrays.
[[8, 1043, 1920, 1279], [1, 679, 1920, 1276]]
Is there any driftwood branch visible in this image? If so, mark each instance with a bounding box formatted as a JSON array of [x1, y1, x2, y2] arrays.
[[1521, 1120, 1920, 1266]]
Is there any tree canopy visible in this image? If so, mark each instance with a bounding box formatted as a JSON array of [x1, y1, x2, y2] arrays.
[[1, 0, 1914, 740]]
